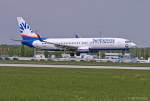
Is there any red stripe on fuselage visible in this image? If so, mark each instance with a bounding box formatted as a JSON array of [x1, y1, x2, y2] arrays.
[[20, 34, 38, 38]]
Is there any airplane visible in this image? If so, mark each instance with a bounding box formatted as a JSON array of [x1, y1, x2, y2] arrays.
[[17, 17, 136, 56]]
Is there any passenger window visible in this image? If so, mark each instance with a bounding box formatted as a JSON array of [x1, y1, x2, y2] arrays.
[[125, 41, 131, 43]]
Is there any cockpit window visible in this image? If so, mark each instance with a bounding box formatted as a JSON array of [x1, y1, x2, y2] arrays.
[[125, 40, 132, 43]]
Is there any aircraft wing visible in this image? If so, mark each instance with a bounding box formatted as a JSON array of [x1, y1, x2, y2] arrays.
[[36, 34, 78, 50], [43, 40, 78, 51]]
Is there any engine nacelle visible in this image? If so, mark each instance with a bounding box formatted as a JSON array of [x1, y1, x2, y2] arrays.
[[77, 46, 89, 52]]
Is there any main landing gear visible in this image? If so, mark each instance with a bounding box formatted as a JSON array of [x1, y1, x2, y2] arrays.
[[70, 52, 80, 57]]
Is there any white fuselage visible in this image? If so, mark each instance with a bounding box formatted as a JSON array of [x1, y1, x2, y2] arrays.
[[32, 37, 136, 52]]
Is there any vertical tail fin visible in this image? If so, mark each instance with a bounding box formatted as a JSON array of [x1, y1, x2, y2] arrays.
[[17, 17, 33, 33], [17, 17, 38, 39]]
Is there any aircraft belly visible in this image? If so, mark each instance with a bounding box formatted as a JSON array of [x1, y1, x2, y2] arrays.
[[43, 44, 61, 50]]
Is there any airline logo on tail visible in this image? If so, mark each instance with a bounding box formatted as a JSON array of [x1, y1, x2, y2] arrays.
[[17, 17, 33, 33], [17, 17, 38, 39], [19, 22, 30, 32]]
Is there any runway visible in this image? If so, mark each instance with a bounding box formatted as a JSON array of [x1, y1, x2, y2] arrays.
[[0, 64, 150, 70]]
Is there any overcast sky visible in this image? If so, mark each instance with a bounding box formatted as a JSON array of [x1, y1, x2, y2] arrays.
[[0, 0, 150, 47]]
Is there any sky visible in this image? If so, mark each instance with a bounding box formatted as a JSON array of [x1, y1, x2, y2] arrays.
[[0, 0, 150, 47]]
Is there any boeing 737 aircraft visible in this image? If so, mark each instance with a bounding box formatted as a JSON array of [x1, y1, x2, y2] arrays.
[[17, 17, 136, 56]]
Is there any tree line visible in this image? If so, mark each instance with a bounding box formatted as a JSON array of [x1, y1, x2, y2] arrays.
[[0, 45, 149, 59], [0, 45, 34, 57]]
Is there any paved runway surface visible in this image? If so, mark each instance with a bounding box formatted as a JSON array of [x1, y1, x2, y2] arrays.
[[0, 64, 150, 70]]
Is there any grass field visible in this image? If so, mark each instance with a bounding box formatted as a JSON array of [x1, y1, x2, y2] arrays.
[[0, 60, 150, 67], [0, 67, 150, 101]]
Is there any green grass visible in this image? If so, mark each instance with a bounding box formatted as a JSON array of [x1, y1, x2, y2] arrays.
[[0, 67, 150, 101], [0, 60, 150, 67]]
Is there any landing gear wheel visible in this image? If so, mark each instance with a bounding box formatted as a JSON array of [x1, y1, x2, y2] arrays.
[[76, 52, 80, 56], [70, 53, 75, 57]]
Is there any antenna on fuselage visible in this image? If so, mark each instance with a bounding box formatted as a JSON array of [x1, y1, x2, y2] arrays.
[[75, 34, 80, 38]]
